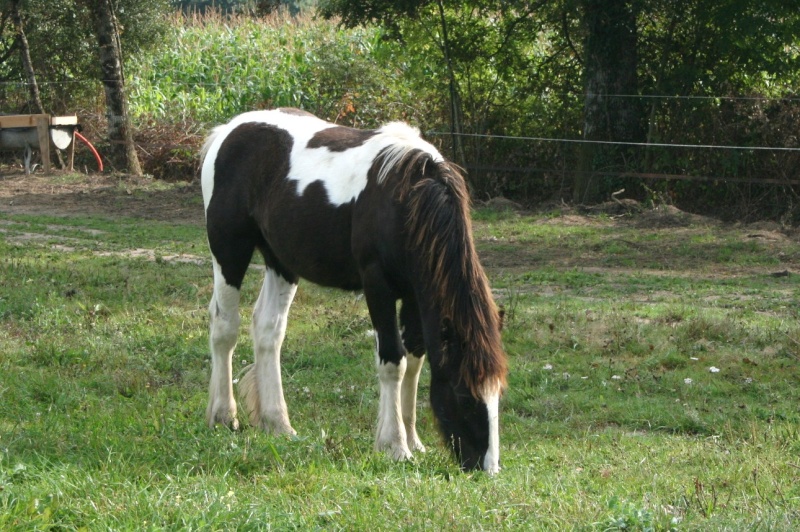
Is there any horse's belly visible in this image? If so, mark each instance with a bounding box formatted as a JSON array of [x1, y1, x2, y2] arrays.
[[262, 186, 362, 290], [279, 246, 362, 290]]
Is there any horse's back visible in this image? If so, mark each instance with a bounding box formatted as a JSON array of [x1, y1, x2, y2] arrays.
[[201, 109, 373, 289], [201, 109, 333, 209]]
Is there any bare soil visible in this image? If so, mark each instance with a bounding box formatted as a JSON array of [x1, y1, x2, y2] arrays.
[[0, 171, 204, 225]]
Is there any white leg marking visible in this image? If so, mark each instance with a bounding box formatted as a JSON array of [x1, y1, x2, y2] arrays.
[[401, 355, 426, 453], [207, 258, 241, 429], [239, 269, 298, 435], [375, 351, 412, 461], [482, 387, 501, 475]]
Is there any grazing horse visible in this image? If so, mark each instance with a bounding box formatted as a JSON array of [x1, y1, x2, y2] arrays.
[[200, 108, 508, 473]]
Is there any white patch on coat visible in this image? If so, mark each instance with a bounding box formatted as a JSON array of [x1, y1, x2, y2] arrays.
[[375, 356, 412, 461], [201, 109, 444, 210], [374, 122, 444, 184], [206, 257, 242, 429], [400, 355, 426, 452], [238, 268, 298, 434], [482, 388, 501, 475]]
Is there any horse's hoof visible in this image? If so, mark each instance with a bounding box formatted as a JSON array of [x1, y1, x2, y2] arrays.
[[207, 405, 240, 431], [391, 447, 413, 461], [208, 416, 240, 431], [408, 436, 426, 453], [483, 463, 500, 476], [257, 419, 296, 437], [378, 442, 412, 462], [275, 425, 297, 437]]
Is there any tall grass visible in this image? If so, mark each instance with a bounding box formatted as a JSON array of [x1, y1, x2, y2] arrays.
[[128, 11, 436, 129]]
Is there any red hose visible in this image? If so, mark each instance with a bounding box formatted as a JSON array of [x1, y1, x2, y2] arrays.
[[74, 130, 104, 172]]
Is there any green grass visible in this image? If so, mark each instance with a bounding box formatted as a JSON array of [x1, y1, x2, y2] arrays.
[[2, 205, 800, 529]]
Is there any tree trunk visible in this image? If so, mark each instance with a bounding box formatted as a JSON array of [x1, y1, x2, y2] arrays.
[[86, 0, 142, 175], [11, 0, 72, 170], [10, 0, 44, 114], [574, 0, 642, 203]]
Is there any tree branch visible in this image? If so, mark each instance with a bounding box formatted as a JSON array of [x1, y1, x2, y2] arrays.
[[562, 5, 583, 66]]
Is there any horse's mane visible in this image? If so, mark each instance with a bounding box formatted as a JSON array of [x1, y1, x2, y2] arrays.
[[394, 152, 508, 399], [375, 122, 440, 184]]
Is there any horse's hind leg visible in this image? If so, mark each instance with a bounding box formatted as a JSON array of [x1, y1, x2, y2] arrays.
[[239, 268, 298, 435], [207, 258, 242, 430], [400, 299, 426, 453]]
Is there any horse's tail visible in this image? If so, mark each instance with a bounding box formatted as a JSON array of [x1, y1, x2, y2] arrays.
[[200, 124, 231, 209], [400, 155, 508, 398], [200, 124, 226, 165]]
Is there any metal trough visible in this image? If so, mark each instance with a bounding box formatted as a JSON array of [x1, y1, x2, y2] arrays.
[[0, 114, 78, 174]]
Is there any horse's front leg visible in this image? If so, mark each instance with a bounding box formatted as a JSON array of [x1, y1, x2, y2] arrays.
[[239, 268, 298, 435], [401, 354, 426, 453], [400, 299, 426, 453], [363, 267, 412, 461]]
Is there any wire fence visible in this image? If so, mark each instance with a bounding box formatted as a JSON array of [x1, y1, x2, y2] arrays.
[[427, 131, 800, 153], [424, 130, 800, 189], [3, 115, 799, 192], [3, 80, 800, 197]]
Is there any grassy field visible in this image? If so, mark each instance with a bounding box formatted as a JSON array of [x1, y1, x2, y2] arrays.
[[1, 178, 799, 530]]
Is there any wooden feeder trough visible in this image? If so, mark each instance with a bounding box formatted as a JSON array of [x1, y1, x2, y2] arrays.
[[0, 114, 79, 174]]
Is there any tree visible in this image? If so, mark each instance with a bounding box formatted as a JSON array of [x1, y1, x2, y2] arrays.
[[0, 0, 170, 112], [321, 0, 466, 164], [8, 0, 42, 113], [321, 0, 800, 205], [81, 0, 142, 174], [320, 0, 546, 183], [574, 0, 643, 203], [1, 0, 169, 173]]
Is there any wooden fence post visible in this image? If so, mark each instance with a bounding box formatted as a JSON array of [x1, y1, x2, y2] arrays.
[[35, 114, 50, 173]]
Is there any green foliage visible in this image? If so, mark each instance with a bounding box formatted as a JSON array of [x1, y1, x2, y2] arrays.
[[4, 0, 800, 216], [318, 0, 424, 30], [0, 0, 171, 113], [128, 12, 427, 128], [320, 1, 585, 197], [638, 0, 800, 96], [318, 0, 800, 214]]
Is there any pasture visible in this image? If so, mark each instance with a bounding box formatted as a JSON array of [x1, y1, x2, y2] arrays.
[[1, 173, 798, 529]]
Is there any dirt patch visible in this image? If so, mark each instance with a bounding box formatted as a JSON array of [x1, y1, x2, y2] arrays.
[[0, 171, 204, 225], [542, 214, 614, 227]]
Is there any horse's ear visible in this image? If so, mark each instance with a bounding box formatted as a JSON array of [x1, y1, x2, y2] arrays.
[[498, 306, 505, 331]]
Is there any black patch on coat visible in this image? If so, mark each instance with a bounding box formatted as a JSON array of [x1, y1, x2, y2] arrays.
[[206, 121, 363, 291], [308, 126, 378, 152]]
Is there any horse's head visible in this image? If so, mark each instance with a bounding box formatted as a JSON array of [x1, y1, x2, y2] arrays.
[[430, 317, 505, 474]]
